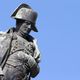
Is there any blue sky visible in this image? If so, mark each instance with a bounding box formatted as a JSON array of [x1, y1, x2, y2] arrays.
[[0, 0, 80, 80]]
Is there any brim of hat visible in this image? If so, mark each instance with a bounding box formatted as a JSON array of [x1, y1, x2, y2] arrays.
[[32, 25, 38, 32], [12, 17, 38, 32]]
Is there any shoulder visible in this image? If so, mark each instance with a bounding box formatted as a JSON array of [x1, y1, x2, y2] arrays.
[[0, 31, 6, 35], [0, 31, 6, 42], [27, 35, 38, 46]]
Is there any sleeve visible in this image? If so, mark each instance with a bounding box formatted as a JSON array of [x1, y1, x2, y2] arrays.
[[33, 39, 41, 63], [13, 51, 40, 78], [27, 54, 40, 78]]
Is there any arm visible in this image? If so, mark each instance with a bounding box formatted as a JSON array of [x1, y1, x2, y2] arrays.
[[33, 39, 41, 63], [27, 39, 41, 78], [15, 51, 40, 78], [27, 54, 40, 78]]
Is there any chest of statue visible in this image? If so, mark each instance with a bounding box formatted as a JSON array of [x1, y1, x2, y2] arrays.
[[11, 34, 35, 57]]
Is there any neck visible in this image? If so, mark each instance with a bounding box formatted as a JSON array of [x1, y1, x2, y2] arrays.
[[17, 30, 24, 37], [16, 30, 30, 39]]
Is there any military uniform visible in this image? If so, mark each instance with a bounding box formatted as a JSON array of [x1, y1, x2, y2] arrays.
[[0, 28, 40, 80]]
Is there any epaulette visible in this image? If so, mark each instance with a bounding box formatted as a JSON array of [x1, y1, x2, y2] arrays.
[[7, 27, 16, 33]]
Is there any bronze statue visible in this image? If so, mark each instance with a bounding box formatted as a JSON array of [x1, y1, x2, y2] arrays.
[[0, 3, 40, 80]]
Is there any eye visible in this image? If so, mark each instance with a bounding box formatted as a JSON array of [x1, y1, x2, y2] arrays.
[[25, 22, 31, 25]]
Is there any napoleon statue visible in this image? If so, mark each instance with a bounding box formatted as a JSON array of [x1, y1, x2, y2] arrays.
[[0, 3, 40, 80]]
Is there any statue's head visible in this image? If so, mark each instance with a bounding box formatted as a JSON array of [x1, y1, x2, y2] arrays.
[[11, 3, 38, 34]]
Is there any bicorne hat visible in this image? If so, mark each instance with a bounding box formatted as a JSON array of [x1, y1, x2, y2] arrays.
[[11, 3, 38, 32]]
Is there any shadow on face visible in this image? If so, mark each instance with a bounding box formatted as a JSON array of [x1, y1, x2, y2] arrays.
[[16, 19, 32, 34]]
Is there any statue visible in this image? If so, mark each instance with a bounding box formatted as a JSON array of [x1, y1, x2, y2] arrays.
[[0, 3, 40, 80]]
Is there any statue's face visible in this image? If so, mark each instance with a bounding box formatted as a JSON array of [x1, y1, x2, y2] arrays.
[[19, 21, 32, 34]]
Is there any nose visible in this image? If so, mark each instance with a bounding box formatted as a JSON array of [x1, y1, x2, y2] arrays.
[[27, 24, 31, 29]]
